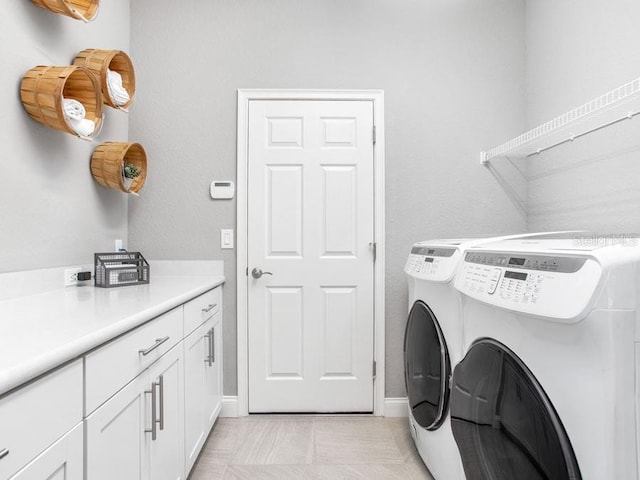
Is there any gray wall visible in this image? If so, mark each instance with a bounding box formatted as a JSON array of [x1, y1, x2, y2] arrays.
[[129, 0, 527, 398], [5, 1, 635, 400], [0, 2, 130, 273], [525, 0, 640, 232]]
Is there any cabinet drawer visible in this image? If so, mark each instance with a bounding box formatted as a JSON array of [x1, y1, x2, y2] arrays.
[[85, 307, 183, 414], [0, 360, 83, 480], [184, 288, 221, 335]]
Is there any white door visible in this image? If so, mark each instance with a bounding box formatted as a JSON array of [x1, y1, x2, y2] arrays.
[[247, 99, 376, 413]]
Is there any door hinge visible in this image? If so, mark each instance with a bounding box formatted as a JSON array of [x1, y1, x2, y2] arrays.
[[369, 241, 377, 262], [372, 360, 377, 379], [372, 125, 377, 145]]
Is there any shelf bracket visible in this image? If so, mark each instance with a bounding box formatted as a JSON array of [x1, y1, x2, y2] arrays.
[[480, 151, 489, 165]]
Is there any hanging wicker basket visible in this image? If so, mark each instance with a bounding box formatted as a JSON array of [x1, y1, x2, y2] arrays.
[[31, 0, 99, 22], [20, 65, 104, 140], [91, 142, 147, 194], [73, 49, 135, 111]]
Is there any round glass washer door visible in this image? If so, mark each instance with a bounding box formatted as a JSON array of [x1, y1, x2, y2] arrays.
[[450, 338, 582, 480], [404, 300, 451, 430]]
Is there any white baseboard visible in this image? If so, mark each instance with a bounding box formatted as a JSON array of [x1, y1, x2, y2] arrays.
[[383, 397, 408, 417], [219, 395, 408, 418], [220, 396, 238, 417]]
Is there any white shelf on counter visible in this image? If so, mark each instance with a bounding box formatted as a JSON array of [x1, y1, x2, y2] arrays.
[[480, 76, 640, 165]]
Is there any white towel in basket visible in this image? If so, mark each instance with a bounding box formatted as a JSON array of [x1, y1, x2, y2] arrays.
[[107, 69, 130, 106], [63, 98, 85, 120], [62, 98, 95, 137]]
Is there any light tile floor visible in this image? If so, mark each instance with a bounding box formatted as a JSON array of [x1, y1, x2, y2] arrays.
[[189, 416, 434, 480]]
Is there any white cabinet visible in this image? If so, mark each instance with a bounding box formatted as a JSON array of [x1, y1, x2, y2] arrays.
[[183, 320, 210, 472], [86, 342, 185, 480], [85, 287, 222, 480], [85, 307, 183, 415], [148, 347, 184, 480], [8, 423, 83, 480], [184, 287, 220, 336], [0, 283, 223, 480], [85, 365, 150, 480], [204, 318, 222, 430], [183, 291, 223, 475], [0, 361, 83, 480], [86, 343, 185, 480]]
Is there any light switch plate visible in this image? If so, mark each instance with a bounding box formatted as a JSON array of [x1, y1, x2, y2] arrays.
[[221, 229, 234, 249]]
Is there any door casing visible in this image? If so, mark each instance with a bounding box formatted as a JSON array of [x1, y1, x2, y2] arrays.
[[236, 89, 386, 416]]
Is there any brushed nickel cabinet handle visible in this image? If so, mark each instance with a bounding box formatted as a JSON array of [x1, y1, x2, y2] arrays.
[[212, 327, 216, 363], [139, 336, 170, 356], [145, 381, 159, 441], [204, 330, 213, 366], [0, 448, 8, 460], [158, 375, 165, 431], [209, 327, 215, 365], [202, 303, 217, 313]]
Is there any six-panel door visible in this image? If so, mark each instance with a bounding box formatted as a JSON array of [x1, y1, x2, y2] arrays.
[[247, 100, 376, 413]]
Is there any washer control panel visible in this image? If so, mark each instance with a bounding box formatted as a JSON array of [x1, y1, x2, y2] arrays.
[[461, 264, 545, 305], [404, 245, 458, 282], [455, 251, 601, 321], [464, 252, 586, 273]]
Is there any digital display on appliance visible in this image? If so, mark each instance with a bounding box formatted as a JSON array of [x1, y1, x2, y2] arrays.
[[424, 258, 434, 263], [505, 270, 528, 281], [508, 257, 526, 266], [428, 249, 435, 254]]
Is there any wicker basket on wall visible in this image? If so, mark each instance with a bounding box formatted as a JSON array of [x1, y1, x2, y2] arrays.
[[91, 142, 147, 194], [20, 65, 104, 139], [31, 0, 99, 22], [73, 49, 135, 111]]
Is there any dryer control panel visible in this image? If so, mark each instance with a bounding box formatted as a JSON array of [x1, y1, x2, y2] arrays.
[[404, 245, 459, 283], [455, 251, 601, 321], [460, 264, 546, 303]]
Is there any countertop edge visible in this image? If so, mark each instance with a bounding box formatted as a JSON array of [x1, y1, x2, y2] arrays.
[[0, 276, 225, 397]]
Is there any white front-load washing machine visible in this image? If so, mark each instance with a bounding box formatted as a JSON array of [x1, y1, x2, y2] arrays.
[[404, 239, 480, 480], [451, 233, 640, 479]]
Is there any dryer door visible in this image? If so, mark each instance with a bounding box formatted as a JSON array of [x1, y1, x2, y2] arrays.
[[450, 339, 582, 480], [404, 300, 451, 430]]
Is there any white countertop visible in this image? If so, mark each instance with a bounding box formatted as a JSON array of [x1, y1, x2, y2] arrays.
[[0, 272, 224, 396]]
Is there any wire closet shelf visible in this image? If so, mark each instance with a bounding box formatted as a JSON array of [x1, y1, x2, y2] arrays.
[[480, 76, 640, 165]]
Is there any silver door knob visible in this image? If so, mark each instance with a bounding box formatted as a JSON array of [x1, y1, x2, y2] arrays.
[[251, 268, 273, 279]]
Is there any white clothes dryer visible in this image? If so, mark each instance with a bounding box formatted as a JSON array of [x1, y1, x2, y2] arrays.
[[404, 239, 482, 480], [452, 233, 640, 480]]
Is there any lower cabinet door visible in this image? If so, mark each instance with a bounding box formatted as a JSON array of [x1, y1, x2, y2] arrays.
[[85, 373, 150, 480], [204, 318, 222, 430], [9, 423, 83, 480], [0, 360, 83, 480], [148, 346, 185, 480], [183, 320, 209, 474]]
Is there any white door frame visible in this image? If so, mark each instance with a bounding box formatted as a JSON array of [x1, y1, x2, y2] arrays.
[[236, 89, 386, 416]]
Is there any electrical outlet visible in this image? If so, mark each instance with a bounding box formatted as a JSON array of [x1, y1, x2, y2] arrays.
[[64, 267, 83, 287]]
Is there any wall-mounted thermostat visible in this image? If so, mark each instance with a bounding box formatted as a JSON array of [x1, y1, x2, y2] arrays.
[[210, 181, 235, 199]]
